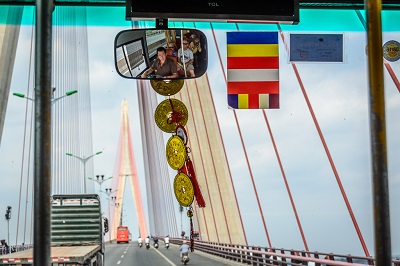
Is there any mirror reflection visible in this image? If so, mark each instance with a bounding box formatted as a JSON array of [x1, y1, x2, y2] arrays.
[[115, 28, 208, 80]]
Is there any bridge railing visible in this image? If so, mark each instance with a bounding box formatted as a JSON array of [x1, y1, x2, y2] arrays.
[[0, 244, 33, 255], [170, 238, 400, 266]]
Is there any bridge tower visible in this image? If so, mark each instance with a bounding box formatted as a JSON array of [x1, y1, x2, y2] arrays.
[[0, 6, 23, 146], [110, 99, 148, 239], [175, 77, 247, 244]]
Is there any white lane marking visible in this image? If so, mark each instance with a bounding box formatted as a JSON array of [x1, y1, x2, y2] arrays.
[[153, 248, 176, 266], [117, 260, 121, 264], [121, 254, 124, 258]]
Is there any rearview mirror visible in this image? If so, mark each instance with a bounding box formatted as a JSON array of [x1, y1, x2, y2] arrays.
[[114, 28, 208, 80]]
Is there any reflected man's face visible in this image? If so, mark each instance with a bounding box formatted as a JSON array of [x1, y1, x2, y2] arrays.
[[158, 51, 167, 62]]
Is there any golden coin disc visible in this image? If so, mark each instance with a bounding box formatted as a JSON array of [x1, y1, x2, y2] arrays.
[[150, 79, 184, 96], [154, 98, 188, 133], [166, 135, 187, 170], [173, 172, 194, 207]]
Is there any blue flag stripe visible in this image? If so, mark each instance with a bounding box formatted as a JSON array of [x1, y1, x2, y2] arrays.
[[227, 32, 278, 44]]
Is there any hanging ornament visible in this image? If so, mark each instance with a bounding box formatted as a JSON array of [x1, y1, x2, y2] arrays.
[[150, 79, 184, 96], [175, 125, 188, 145], [179, 158, 206, 208], [173, 172, 195, 207], [166, 135, 187, 170], [189, 206, 194, 252], [185, 158, 206, 208], [154, 98, 188, 133]]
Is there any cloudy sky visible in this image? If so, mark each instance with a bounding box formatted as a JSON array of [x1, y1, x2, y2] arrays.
[[0, 6, 399, 258]]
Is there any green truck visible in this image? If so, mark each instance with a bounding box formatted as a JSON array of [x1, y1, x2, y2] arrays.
[[0, 194, 105, 265]]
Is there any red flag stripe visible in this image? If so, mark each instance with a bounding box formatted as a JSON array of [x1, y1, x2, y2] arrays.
[[227, 56, 279, 69], [248, 94, 260, 108], [227, 81, 279, 94]]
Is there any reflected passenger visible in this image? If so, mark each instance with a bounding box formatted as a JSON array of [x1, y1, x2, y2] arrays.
[[177, 40, 195, 77], [141, 47, 178, 79]]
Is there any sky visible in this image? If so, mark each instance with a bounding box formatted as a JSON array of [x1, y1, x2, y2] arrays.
[[0, 6, 399, 258]]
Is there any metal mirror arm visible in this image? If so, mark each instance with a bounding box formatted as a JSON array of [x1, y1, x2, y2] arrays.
[[156, 18, 168, 29]]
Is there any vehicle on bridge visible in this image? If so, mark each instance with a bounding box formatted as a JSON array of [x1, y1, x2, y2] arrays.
[[0, 194, 105, 265], [116, 225, 130, 244]]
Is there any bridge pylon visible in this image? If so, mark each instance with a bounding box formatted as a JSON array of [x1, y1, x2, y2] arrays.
[[110, 99, 148, 240]]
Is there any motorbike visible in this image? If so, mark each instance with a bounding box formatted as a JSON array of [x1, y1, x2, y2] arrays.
[[165, 242, 169, 249], [145, 242, 150, 249], [181, 252, 190, 265], [154, 242, 159, 249], [138, 242, 143, 248]]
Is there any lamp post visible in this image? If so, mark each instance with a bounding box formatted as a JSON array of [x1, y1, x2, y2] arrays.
[[114, 201, 122, 226], [88, 175, 113, 196], [13, 88, 78, 105], [5, 206, 11, 248], [66, 151, 103, 193], [109, 195, 122, 241], [102, 188, 118, 242], [89, 175, 113, 220], [179, 205, 184, 237]]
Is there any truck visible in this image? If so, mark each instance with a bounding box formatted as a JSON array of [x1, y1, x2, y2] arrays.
[[0, 194, 106, 265]]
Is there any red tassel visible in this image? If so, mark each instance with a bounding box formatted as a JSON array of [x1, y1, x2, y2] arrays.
[[186, 159, 206, 207], [178, 164, 187, 174], [167, 99, 183, 125]]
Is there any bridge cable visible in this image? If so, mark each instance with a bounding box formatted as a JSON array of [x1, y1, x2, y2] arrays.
[[178, 79, 221, 243], [211, 22, 272, 246], [177, 87, 209, 241], [209, 22, 249, 245], [277, 24, 369, 256], [262, 109, 309, 252], [15, 14, 35, 246], [194, 71, 233, 244]]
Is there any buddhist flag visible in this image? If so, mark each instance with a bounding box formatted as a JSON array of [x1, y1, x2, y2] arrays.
[[227, 32, 279, 109]]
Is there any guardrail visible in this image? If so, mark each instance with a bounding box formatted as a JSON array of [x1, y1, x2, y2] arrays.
[[169, 238, 400, 266], [0, 244, 33, 255], [4, 240, 400, 266]]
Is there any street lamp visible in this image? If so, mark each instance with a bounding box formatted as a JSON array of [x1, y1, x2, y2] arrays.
[[88, 175, 113, 194], [179, 205, 184, 236], [89, 175, 113, 220], [114, 202, 123, 226], [66, 151, 103, 193], [13, 89, 78, 105], [102, 188, 118, 243], [5, 206, 11, 247]]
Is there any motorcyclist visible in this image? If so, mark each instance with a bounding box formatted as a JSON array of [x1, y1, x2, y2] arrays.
[[164, 235, 170, 248], [153, 236, 159, 247], [180, 240, 190, 260], [145, 236, 150, 247], [137, 236, 143, 247]]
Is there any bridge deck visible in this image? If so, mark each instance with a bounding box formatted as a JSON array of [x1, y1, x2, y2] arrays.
[[0, 245, 100, 260]]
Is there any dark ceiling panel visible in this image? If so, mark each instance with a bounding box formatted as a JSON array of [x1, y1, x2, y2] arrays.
[[0, 0, 399, 9]]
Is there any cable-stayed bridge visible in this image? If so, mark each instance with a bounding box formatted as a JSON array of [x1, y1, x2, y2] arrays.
[[0, 3, 400, 265]]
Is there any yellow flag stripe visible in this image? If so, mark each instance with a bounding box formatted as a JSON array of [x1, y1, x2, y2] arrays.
[[238, 94, 248, 109], [227, 44, 279, 57]]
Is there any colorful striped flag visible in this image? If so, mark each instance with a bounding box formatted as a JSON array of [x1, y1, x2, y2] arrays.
[[227, 32, 279, 109]]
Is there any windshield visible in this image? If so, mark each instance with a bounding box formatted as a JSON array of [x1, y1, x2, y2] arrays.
[[0, 4, 399, 257]]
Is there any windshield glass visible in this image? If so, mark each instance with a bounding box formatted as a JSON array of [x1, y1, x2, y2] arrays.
[[0, 4, 399, 256]]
